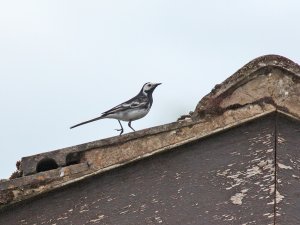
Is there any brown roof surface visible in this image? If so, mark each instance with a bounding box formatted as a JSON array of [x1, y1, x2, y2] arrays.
[[1, 54, 300, 209]]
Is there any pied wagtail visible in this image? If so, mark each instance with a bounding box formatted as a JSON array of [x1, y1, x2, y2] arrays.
[[70, 82, 161, 135]]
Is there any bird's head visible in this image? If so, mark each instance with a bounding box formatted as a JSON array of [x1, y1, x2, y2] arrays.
[[141, 82, 161, 95]]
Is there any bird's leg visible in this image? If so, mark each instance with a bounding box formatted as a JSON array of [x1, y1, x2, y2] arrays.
[[128, 121, 135, 132], [115, 120, 124, 135]]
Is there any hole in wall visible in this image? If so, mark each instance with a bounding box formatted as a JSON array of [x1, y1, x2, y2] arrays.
[[36, 158, 58, 173], [66, 152, 82, 166]]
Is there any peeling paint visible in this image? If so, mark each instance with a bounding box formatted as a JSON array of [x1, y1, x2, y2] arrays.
[[278, 163, 292, 170], [57, 216, 68, 221], [267, 200, 274, 205], [246, 166, 262, 178], [154, 216, 163, 223], [277, 137, 286, 144], [89, 215, 105, 223], [269, 184, 275, 195], [276, 190, 284, 203], [230, 189, 248, 205], [217, 169, 230, 176], [227, 163, 235, 167], [225, 171, 244, 190]]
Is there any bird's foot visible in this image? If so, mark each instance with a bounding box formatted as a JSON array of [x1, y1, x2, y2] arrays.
[[115, 128, 124, 136], [128, 121, 135, 132]]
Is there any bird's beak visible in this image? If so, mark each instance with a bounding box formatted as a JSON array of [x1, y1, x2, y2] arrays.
[[155, 83, 162, 87]]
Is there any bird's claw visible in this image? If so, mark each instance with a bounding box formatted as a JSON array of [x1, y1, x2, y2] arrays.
[[115, 128, 124, 136]]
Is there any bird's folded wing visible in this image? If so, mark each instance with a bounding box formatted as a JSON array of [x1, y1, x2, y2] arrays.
[[102, 99, 147, 115]]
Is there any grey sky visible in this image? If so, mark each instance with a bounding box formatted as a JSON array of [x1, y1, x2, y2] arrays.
[[1, 1, 300, 178]]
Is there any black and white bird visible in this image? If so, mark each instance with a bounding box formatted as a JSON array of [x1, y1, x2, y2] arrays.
[[70, 82, 161, 135]]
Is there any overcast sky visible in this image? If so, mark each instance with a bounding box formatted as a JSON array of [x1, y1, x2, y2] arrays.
[[1, 1, 300, 178]]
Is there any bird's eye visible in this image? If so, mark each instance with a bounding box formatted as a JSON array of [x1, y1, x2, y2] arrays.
[[147, 84, 151, 87]]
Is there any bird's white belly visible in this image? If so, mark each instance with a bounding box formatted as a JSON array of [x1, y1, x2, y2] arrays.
[[106, 108, 150, 121]]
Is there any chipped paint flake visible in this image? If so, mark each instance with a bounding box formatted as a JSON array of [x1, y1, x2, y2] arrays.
[[246, 166, 262, 178], [277, 137, 286, 143], [217, 169, 230, 176], [230, 189, 248, 205], [276, 190, 284, 203], [221, 214, 235, 221], [269, 184, 275, 195], [151, 198, 159, 203], [57, 216, 68, 221], [154, 216, 163, 223], [227, 163, 235, 167], [175, 172, 181, 180], [119, 210, 129, 215], [107, 197, 114, 202], [267, 200, 274, 205], [278, 163, 292, 170], [89, 215, 105, 223]]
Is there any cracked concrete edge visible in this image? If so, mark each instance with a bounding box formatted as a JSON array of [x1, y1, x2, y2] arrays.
[[19, 120, 194, 176]]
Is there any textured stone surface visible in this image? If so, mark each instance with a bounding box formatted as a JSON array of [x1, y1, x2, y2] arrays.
[[193, 55, 300, 119], [1, 54, 300, 210]]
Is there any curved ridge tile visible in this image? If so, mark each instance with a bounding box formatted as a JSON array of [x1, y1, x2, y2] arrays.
[[193, 55, 300, 119]]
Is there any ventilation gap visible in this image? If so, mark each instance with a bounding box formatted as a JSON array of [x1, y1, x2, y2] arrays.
[[66, 152, 82, 166], [36, 158, 58, 173]]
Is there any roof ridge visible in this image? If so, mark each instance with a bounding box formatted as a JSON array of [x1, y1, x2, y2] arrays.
[[2, 54, 300, 209], [193, 54, 300, 118]]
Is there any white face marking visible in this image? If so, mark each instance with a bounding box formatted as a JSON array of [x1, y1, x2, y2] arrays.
[[142, 82, 155, 94]]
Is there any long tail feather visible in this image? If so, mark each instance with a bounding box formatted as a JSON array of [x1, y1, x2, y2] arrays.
[[70, 116, 104, 129]]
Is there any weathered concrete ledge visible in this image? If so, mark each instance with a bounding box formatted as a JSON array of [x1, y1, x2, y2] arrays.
[[1, 54, 300, 209], [194, 54, 300, 118], [0, 104, 276, 208]]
